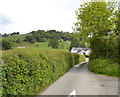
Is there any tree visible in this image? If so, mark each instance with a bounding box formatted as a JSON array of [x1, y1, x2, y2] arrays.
[[2, 40, 12, 50], [73, 1, 117, 39], [69, 38, 80, 51], [73, 1, 118, 59], [25, 35, 35, 43], [48, 38, 59, 49], [16, 39, 22, 43], [10, 32, 19, 36], [2, 33, 9, 37]]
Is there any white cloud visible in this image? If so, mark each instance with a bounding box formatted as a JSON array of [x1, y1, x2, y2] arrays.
[[0, 0, 84, 34]]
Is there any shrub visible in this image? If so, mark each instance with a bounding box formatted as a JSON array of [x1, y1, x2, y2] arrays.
[[48, 38, 59, 49], [88, 58, 119, 76], [2, 40, 12, 50], [118, 38, 120, 64], [25, 35, 35, 43]]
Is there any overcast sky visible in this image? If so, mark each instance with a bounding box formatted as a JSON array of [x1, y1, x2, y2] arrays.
[[0, 0, 87, 34], [0, 0, 119, 34]]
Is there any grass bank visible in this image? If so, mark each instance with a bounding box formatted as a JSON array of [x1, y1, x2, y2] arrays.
[[88, 58, 119, 76], [2, 48, 85, 96]]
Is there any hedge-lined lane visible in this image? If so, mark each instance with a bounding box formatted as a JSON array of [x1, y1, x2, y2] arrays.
[[2, 48, 85, 96]]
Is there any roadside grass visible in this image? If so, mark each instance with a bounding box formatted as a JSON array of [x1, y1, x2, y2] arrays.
[[88, 58, 119, 76]]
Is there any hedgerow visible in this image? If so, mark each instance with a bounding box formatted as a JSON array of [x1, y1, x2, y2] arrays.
[[90, 36, 118, 60], [2, 48, 85, 96], [89, 36, 119, 76]]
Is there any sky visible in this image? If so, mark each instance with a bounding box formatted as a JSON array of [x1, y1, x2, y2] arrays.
[[0, 0, 86, 34], [0, 0, 119, 34]]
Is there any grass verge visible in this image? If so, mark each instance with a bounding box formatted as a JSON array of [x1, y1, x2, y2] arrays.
[[88, 58, 119, 76]]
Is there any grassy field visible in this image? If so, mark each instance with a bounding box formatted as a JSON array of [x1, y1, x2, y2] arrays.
[[2, 34, 26, 42], [2, 41, 71, 52]]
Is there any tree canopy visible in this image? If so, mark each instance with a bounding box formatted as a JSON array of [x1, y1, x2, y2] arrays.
[[24, 30, 73, 43], [73, 1, 118, 38]]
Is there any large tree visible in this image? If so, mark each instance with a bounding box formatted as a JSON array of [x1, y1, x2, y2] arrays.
[[73, 1, 117, 39]]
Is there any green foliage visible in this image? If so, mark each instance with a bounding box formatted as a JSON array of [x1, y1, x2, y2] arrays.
[[25, 35, 36, 43], [2, 40, 12, 50], [69, 38, 80, 51], [88, 58, 119, 76], [3, 30, 73, 46], [10, 32, 19, 36], [73, 0, 119, 76], [16, 39, 22, 43], [48, 38, 59, 49], [90, 36, 118, 59], [27, 30, 73, 43], [60, 42, 65, 49], [2, 33, 9, 37], [2, 48, 85, 95], [2, 34, 25, 44], [79, 54, 85, 63], [118, 38, 120, 63], [74, 1, 117, 39], [89, 36, 119, 76]]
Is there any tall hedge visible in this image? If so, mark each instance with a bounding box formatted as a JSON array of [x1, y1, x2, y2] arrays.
[[90, 36, 118, 60], [89, 36, 119, 76], [2, 49, 85, 96], [118, 38, 120, 64]]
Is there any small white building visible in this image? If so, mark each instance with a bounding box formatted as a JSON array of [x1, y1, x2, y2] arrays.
[[71, 47, 91, 55], [71, 47, 80, 53]]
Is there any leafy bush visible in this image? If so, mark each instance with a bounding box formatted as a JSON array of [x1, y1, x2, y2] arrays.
[[25, 35, 36, 43], [90, 36, 118, 59], [48, 38, 59, 49], [2, 48, 85, 95], [2, 40, 12, 50], [16, 39, 22, 43], [118, 38, 120, 64], [88, 58, 119, 76]]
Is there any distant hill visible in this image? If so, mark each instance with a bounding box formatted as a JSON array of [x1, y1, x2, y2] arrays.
[[2, 30, 74, 43]]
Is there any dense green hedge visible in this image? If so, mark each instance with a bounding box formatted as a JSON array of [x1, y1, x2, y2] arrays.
[[118, 38, 120, 63], [89, 36, 119, 76], [2, 48, 85, 96], [90, 36, 118, 60]]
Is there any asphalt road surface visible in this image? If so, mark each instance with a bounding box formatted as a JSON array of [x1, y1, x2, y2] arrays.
[[38, 58, 118, 95]]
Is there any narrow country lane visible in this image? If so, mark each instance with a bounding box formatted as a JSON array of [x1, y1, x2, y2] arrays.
[[38, 58, 118, 95]]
